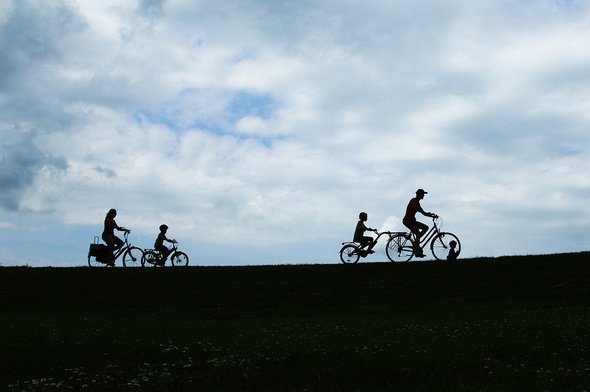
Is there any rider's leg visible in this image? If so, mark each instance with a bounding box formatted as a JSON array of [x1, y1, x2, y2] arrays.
[[412, 222, 429, 256], [365, 236, 376, 253], [113, 236, 124, 250], [102, 235, 116, 263], [155, 245, 170, 265], [360, 236, 375, 252]]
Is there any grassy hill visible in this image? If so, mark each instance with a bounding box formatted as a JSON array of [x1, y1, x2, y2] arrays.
[[2, 253, 590, 391]]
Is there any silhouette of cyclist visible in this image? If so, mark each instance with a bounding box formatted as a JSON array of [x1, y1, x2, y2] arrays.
[[354, 212, 378, 255], [402, 189, 436, 258], [102, 208, 128, 265]]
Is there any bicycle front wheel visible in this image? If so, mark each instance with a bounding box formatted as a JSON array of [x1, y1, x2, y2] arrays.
[[122, 246, 144, 267], [431, 232, 461, 261], [385, 233, 414, 262], [170, 251, 189, 267], [339, 244, 360, 264]]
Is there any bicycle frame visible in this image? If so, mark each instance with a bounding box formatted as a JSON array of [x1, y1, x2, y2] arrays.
[[412, 218, 441, 249], [360, 231, 394, 248], [339, 231, 394, 264], [391, 216, 460, 261], [340, 216, 460, 263], [154, 242, 178, 261], [88, 230, 144, 267], [142, 241, 189, 267], [112, 231, 132, 260]]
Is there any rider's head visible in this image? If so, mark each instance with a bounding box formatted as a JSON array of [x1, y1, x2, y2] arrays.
[[107, 208, 117, 218], [359, 212, 368, 221], [159, 224, 168, 232], [416, 189, 427, 199]]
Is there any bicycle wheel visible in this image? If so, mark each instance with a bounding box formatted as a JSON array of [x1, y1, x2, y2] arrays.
[[431, 232, 461, 261], [385, 233, 414, 262], [122, 246, 144, 267], [142, 250, 160, 267], [339, 244, 360, 264], [170, 251, 189, 267], [88, 256, 111, 267]]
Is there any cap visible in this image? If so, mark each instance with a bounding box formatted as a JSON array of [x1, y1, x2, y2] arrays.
[[416, 189, 428, 194]]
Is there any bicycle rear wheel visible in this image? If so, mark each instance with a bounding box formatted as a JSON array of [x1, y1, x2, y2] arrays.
[[142, 250, 160, 267], [385, 233, 414, 262], [88, 256, 111, 267], [170, 251, 189, 266], [122, 246, 144, 267], [431, 232, 461, 261], [339, 244, 360, 264]]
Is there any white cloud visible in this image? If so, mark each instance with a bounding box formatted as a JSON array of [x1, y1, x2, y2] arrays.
[[1, 0, 590, 266]]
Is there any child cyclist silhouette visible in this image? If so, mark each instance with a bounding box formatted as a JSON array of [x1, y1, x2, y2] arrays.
[[154, 224, 176, 265], [354, 212, 378, 256]]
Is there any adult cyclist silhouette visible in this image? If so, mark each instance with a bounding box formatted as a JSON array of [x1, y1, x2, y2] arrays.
[[402, 189, 436, 258]]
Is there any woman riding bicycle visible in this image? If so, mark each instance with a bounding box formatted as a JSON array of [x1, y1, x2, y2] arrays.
[[402, 189, 436, 258], [102, 208, 128, 264]]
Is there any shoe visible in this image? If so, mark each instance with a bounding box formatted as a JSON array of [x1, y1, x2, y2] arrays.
[[368, 250, 375, 254], [415, 253, 426, 258]]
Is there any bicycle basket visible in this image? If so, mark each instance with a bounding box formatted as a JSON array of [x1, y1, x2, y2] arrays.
[[435, 215, 443, 230], [88, 236, 107, 257]]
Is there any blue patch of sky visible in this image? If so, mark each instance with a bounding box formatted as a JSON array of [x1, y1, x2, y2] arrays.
[[227, 91, 275, 122], [134, 90, 279, 146]]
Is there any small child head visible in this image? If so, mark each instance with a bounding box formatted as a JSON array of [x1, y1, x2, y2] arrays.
[[359, 212, 368, 221], [159, 224, 168, 233], [449, 240, 457, 249]]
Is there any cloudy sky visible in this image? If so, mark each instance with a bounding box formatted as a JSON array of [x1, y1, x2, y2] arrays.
[[1, 0, 589, 267]]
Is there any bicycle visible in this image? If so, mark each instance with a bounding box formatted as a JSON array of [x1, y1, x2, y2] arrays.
[[141, 240, 189, 267], [339, 230, 395, 264], [87, 230, 144, 267], [385, 216, 461, 262], [339, 216, 461, 263]]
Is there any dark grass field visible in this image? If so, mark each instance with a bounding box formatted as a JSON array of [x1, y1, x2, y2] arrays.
[[2, 253, 590, 391]]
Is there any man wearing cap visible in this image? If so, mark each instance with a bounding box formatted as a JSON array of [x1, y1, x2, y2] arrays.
[[403, 189, 436, 258]]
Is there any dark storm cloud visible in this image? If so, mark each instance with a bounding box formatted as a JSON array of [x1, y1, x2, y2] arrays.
[[0, 0, 86, 91], [0, 130, 67, 211], [0, 1, 83, 213]]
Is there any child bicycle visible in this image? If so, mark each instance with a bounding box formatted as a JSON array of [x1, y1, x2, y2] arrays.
[[142, 240, 189, 267], [87, 230, 144, 267], [339, 215, 460, 263], [340, 231, 394, 264]]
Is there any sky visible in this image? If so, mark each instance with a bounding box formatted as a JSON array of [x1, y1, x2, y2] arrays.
[[1, 0, 590, 267]]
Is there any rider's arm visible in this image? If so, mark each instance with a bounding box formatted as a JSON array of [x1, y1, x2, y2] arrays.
[[106, 218, 123, 231], [115, 222, 129, 232], [359, 222, 371, 232], [414, 199, 435, 218]]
